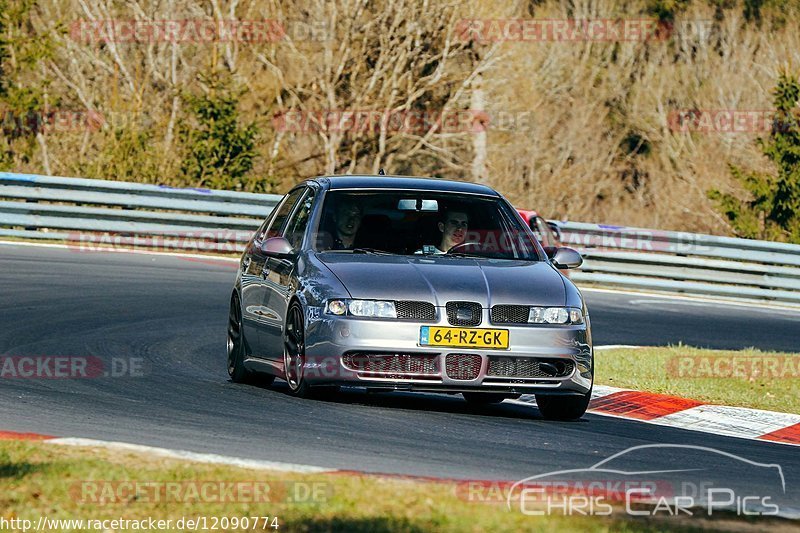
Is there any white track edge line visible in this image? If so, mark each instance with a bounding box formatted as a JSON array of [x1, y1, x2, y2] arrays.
[[47, 438, 335, 473]]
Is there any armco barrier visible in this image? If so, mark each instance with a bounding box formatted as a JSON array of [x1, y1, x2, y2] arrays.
[[0, 172, 280, 253], [1, 172, 799, 304], [556, 221, 800, 304]]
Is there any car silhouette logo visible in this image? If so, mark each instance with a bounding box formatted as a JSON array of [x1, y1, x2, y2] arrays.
[[506, 444, 787, 516]]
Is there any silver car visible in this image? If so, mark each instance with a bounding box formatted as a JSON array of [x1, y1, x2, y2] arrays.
[[227, 175, 593, 420]]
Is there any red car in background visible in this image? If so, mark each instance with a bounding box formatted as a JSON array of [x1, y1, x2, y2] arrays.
[[517, 209, 570, 276], [516, 209, 563, 248]]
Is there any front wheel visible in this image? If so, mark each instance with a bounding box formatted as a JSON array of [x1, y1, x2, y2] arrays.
[[284, 302, 314, 397], [535, 388, 592, 421]]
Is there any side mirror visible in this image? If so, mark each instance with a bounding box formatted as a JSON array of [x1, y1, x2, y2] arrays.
[[550, 247, 582, 269], [260, 237, 294, 259]]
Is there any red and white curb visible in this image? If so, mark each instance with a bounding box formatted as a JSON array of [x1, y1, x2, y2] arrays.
[[2, 383, 797, 478], [513, 385, 800, 446]]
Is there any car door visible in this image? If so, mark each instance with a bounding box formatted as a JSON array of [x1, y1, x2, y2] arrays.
[[241, 188, 305, 357], [261, 186, 317, 361]]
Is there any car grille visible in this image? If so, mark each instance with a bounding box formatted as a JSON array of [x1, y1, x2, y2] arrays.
[[395, 301, 436, 321], [446, 301, 482, 327], [487, 357, 574, 378], [342, 352, 439, 379], [445, 354, 482, 380], [491, 305, 530, 324]]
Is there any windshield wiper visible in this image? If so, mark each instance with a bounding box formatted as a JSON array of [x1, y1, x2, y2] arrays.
[[319, 247, 393, 255], [351, 247, 394, 255], [442, 252, 487, 259]]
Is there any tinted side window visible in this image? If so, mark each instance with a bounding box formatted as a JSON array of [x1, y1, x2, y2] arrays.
[[259, 188, 305, 241], [253, 210, 276, 242], [283, 189, 315, 249]]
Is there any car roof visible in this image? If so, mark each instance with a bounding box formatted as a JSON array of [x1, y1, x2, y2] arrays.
[[310, 175, 499, 196]]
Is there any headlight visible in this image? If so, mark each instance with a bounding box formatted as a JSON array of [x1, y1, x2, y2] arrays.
[[528, 306, 584, 324], [325, 299, 397, 318], [326, 300, 347, 316]]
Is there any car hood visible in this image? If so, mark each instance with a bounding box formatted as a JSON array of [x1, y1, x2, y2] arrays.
[[317, 253, 566, 307]]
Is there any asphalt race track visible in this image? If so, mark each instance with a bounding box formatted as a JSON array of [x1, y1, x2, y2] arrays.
[[1, 244, 798, 514]]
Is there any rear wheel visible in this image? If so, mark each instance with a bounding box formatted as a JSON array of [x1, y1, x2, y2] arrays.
[[228, 295, 252, 383], [535, 388, 591, 421], [462, 392, 518, 405], [228, 294, 272, 385]]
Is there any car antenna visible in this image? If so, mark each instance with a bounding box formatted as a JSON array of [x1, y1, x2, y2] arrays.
[[378, 168, 386, 176]]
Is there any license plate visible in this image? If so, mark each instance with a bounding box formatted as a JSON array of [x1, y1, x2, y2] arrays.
[[419, 326, 509, 349]]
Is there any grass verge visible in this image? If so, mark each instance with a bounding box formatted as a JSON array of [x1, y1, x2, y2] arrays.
[[595, 345, 800, 413], [0, 439, 775, 533]]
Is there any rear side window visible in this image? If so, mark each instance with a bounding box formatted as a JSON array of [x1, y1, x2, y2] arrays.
[[257, 188, 305, 241]]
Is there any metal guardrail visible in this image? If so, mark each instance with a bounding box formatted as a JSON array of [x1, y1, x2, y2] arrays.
[[0, 172, 281, 253], [1, 172, 799, 304], [557, 221, 800, 304]]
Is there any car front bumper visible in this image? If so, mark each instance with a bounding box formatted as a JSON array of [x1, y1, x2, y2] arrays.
[[302, 311, 593, 395]]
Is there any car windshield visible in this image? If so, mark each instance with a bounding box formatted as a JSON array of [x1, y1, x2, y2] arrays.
[[313, 190, 543, 261]]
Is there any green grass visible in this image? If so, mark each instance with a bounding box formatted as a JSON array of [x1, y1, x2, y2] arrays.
[[595, 345, 800, 413], [0, 440, 743, 532]]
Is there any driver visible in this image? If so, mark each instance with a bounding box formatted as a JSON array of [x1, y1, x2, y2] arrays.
[[331, 199, 363, 249], [417, 209, 469, 254]]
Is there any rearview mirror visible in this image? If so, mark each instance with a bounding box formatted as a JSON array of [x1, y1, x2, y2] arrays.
[[260, 237, 294, 259], [397, 198, 439, 211], [550, 247, 582, 269]]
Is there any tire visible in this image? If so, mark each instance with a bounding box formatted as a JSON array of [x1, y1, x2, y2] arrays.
[[535, 388, 592, 421], [227, 293, 274, 386], [462, 392, 515, 405], [283, 301, 313, 397]]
